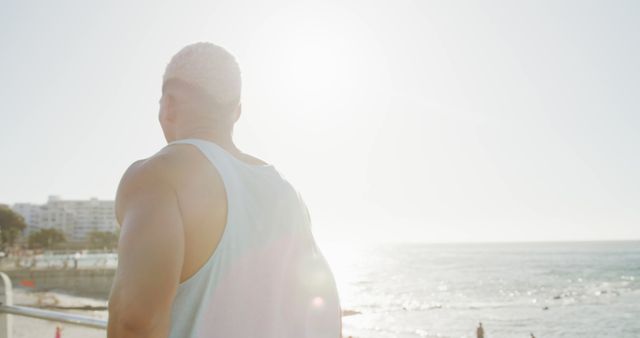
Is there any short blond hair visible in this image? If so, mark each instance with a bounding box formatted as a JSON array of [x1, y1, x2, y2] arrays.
[[163, 42, 241, 108]]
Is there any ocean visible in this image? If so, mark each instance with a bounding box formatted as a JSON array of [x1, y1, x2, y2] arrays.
[[319, 240, 640, 338]]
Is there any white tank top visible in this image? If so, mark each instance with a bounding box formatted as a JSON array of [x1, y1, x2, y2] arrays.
[[166, 138, 342, 338]]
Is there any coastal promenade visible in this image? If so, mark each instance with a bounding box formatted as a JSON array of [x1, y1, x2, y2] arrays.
[[2, 269, 114, 299], [0, 254, 115, 299]]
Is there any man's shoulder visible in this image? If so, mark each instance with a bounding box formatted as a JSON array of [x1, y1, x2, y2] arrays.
[[120, 153, 174, 186], [124, 143, 193, 178], [115, 150, 181, 224]]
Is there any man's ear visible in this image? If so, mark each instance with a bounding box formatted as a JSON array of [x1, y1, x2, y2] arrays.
[[165, 95, 177, 122], [232, 103, 242, 123]]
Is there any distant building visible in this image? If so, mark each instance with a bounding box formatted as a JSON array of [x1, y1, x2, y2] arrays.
[[11, 195, 117, 242]]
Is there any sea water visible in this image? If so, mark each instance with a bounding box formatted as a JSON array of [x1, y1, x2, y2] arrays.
[[321, 241, 640, 338]]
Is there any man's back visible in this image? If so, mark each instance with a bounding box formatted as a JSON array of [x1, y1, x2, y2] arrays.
[[109, 138, 342, 338]]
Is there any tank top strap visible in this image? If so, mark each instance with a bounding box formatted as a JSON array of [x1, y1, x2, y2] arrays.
[[168, 138, 238, 187], [167, 138, 242, 233]]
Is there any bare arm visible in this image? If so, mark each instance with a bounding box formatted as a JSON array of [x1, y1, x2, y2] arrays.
[[108, 159, 184, 338]]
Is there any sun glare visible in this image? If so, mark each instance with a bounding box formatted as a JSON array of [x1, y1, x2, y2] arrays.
[[246, 3, 382, 128], [316, 238, 370, 307]]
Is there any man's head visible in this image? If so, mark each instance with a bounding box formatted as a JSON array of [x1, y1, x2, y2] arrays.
[[159, 42, 242, 142]]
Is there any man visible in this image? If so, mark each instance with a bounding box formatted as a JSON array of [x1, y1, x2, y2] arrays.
[[108, 42, 342, 338], [477, 322, 484, 338]]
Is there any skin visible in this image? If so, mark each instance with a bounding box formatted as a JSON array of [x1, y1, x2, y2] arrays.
[[107, 80, 267, 338]]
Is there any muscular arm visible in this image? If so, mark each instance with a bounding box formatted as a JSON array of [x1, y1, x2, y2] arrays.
[[108, 159, 184, 338]]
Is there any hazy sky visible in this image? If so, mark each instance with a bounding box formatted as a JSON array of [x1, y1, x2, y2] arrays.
[[1, 0, 638, 243]]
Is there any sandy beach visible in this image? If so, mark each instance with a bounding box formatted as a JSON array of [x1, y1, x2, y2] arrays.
[[10, 288, 107, 338], [12, 316, 105, 338]]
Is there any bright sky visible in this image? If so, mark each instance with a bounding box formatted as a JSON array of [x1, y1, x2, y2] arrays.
[[1, 1, 638, 243]]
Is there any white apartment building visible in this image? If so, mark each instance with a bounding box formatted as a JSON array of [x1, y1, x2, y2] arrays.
[[11, 195, 118, 242]]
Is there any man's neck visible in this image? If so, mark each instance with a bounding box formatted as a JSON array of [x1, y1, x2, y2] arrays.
[[172, 128, 238, 153]]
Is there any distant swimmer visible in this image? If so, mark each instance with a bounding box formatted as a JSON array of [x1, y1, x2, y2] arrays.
[[477, 322, 485, 338], [107, 42, 342, 338]]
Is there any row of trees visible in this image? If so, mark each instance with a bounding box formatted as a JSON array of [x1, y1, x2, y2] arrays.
[[0, 204, 119, 251], [0, 204, 25, 248]]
